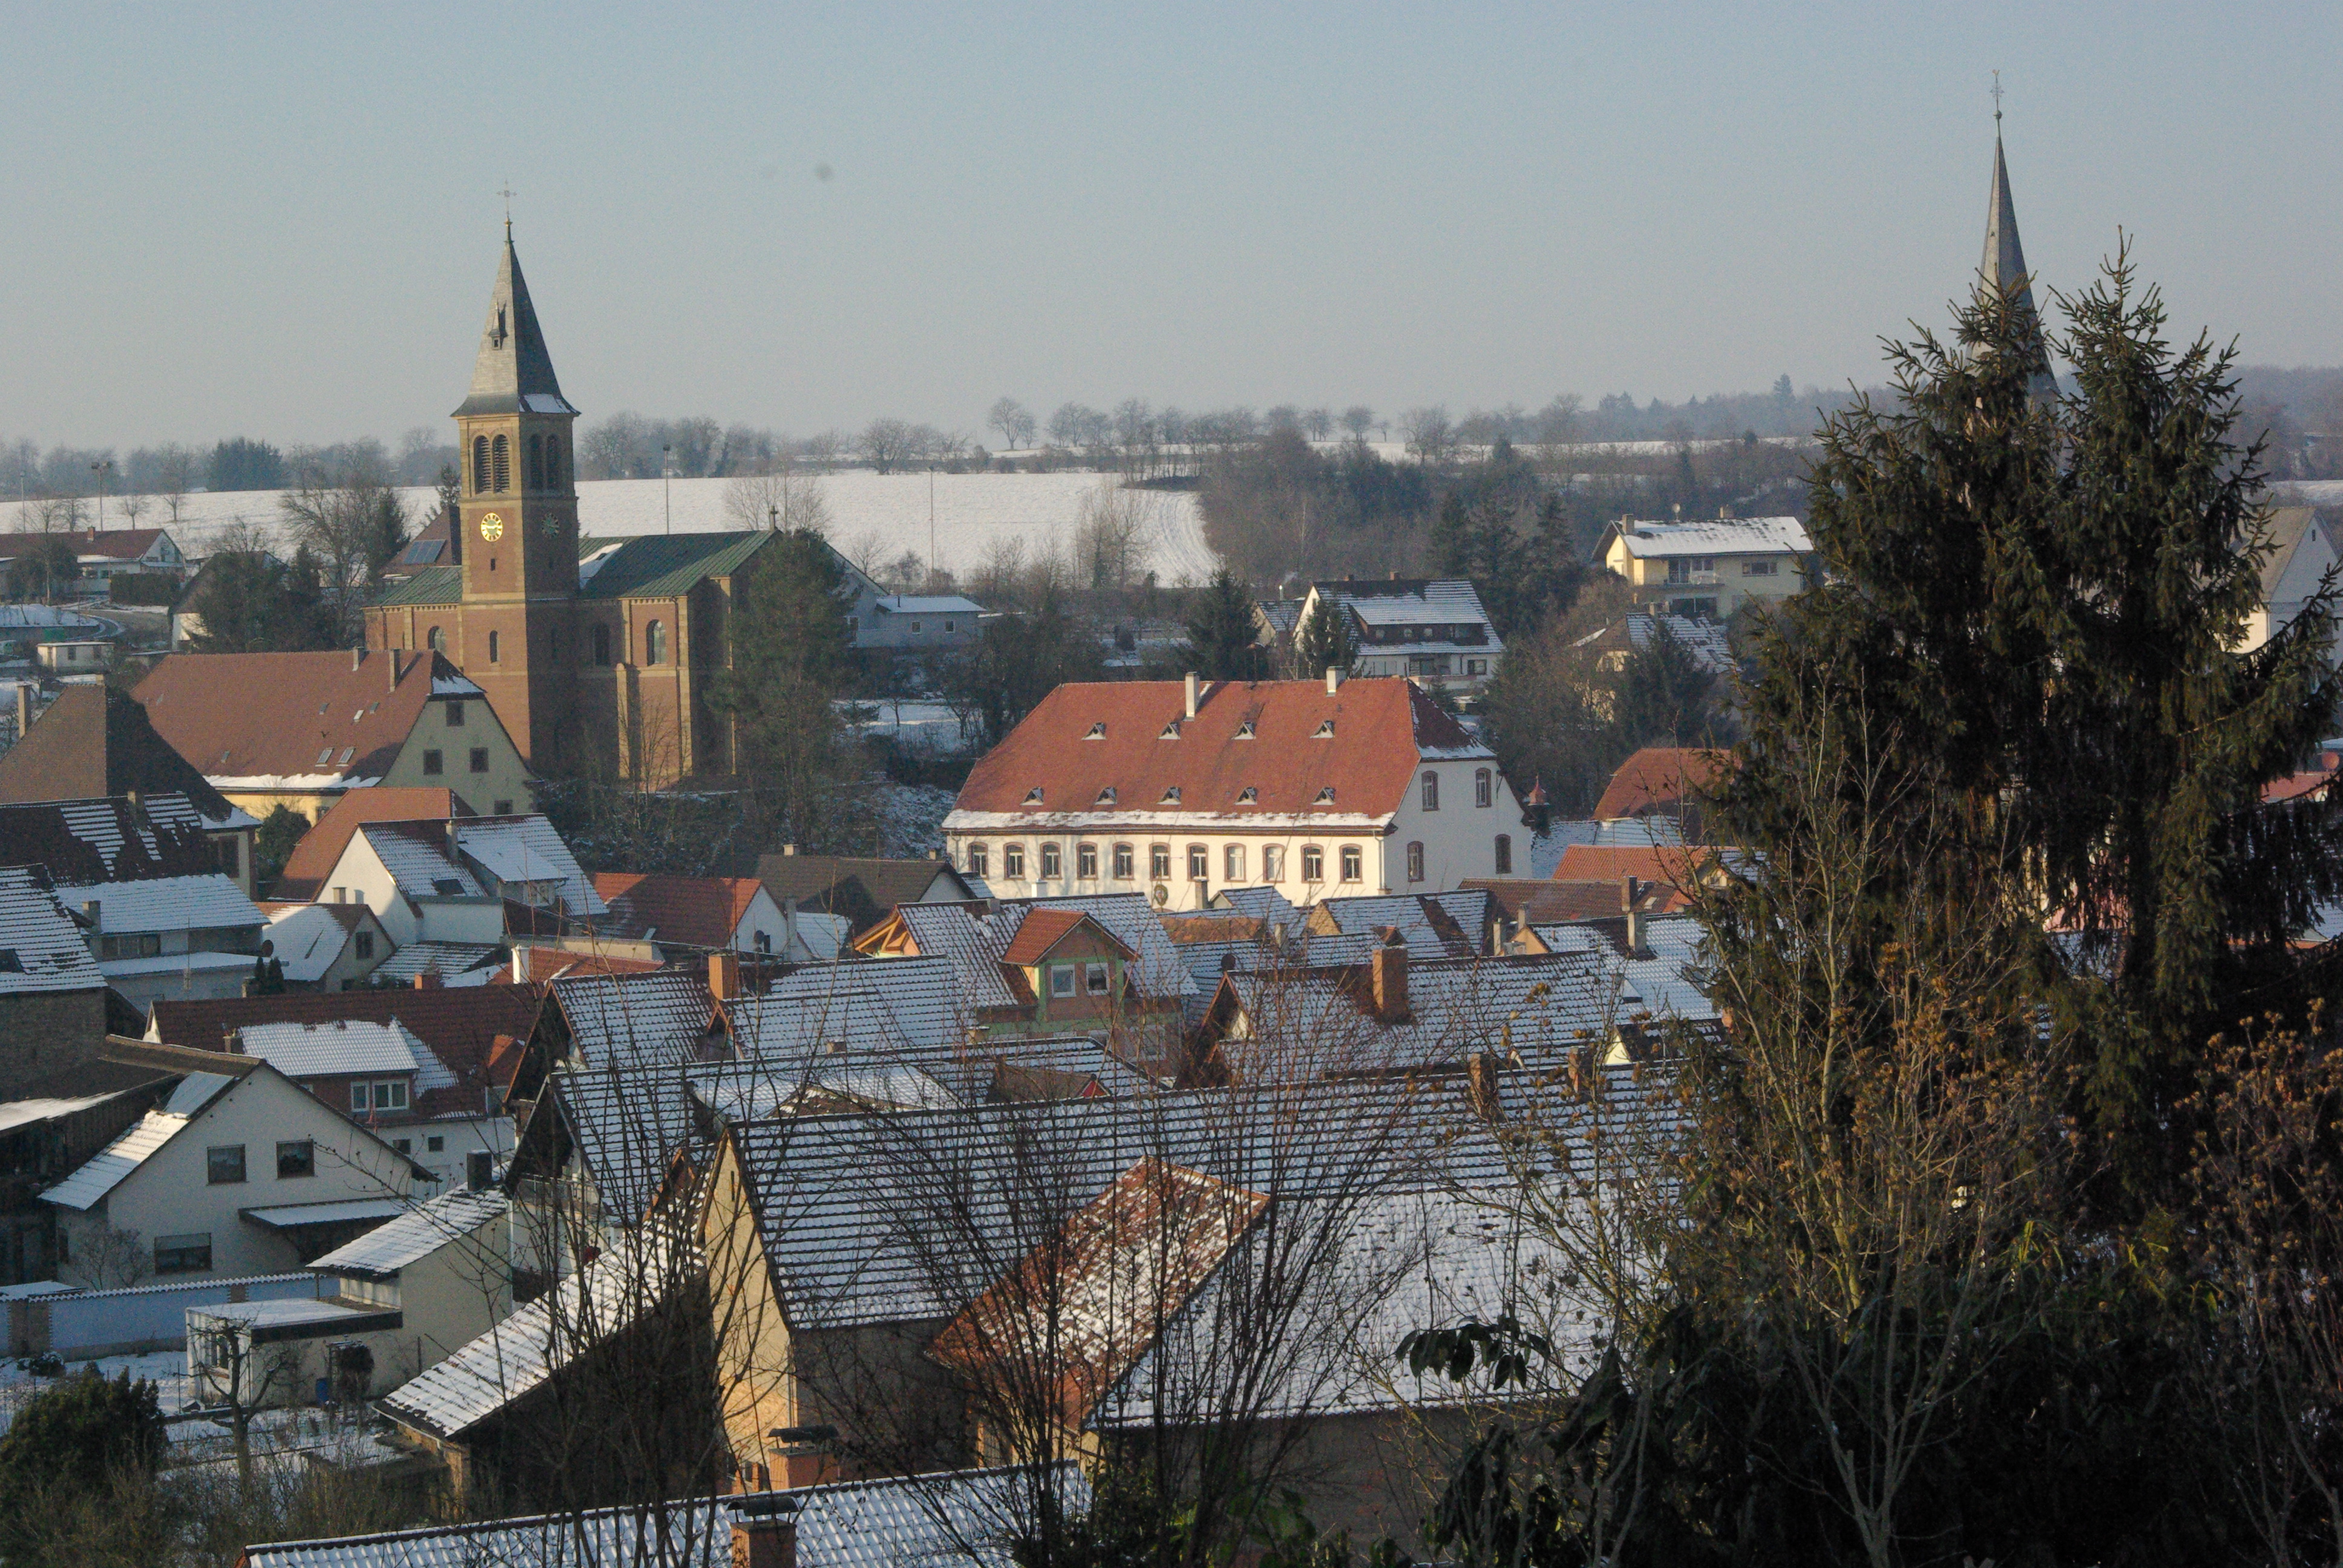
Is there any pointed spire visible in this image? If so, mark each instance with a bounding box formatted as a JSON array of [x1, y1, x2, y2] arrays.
[[453, 232, 577, 419], [1977, 91, 2056, 398]]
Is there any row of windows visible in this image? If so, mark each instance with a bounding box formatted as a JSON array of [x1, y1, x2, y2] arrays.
[[973, 832, 1513, 884], [205, 1139, 315, 1185], [471, 433, 568, 495], [418, 621, 663, 668], [351, 1079, 409, 1114], [421, 746, 493, 776], [1047, 960, 1115, 999]]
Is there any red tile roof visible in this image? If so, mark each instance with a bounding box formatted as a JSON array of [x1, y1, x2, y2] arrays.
[[953, 678, 1486, 823], [0, 528, 172, 564], [592, 872, 764, 949], [1592, 747, 1728, 821], [135, 649, 480, 790], [2264, 751, 2341, 804], [1551, 844, 1717, 888], [271, 788, 476, 900], [998, 907, 1132, 967], [507, 945, 666, 983]]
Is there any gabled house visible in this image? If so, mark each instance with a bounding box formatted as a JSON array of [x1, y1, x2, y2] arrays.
[[134, 649, 531, 823], [945, 675, 1520, 909], [0, 684, 258, 892], [0, 527, 186, 592], [57, 871, 269, 1007], [0, 1070, 177, 1284], [42, 1038, 425, 1282], [753, 851, 976, 939], [1283, 578, 1504, 691], [1592, 745, 1729, 834], [2242, 506, 2341, 653], [268, 786, 474, 902], [854, 895, 1189, 1045], [0, 864, 110, 1097], [259, 901, 393, 990], [313, 812, 602, 949], [1595, 515, 1812, 621], [592, 872, 799, 957]]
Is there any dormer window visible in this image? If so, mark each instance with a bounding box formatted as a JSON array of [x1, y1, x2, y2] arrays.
[[1312, 720, 1335, 738], [1095, 787, 1117, 806], [1161, 785, 1182, 804], [1159, 720, 1182, 739], [1084, 722, 1106, 740], [316, 746, 333, 766], [1314, 786, 1336, 803], [1023, 787, 1044, 805], [1236, 786, 1258, 804], [1236, 720, 1256, 739]]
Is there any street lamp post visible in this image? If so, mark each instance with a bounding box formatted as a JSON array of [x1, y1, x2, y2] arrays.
[[90, 460, 110, 533], [661, 446, 673, 535]]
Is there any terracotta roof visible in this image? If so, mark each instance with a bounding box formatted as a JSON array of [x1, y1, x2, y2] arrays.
[[134, 649, 486, 792], [592, 872, 764, 949], [753, 854, 969, 936], [1463, 877, 1690, 925], [145, 986, 541, 1117], [507, 945, 665, 983], [0, 685, 242, 825], [0, 528, 172, 564], [928, 1157, 1269, 1424], [1551, 844, 1718, 888], [998, 907, 1132, 967], [271, 788, 475, 900], [951, 678, 1487, 825], [1591, 746, 1728, 821]]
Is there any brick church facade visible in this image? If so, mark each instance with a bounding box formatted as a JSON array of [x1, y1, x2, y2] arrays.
[[364, 232, 784, 789]]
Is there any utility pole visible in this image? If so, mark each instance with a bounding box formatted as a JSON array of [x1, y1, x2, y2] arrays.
[[927, 466, 937, 591], [90, 460, 110, 533], [661, 445, 673, 535]]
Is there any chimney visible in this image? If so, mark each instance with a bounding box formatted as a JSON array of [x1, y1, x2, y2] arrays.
[[732, 1505, 799, 1568], [782, 895, 800, 959], [1184, 671, 1199, 719], [781, 844, 798, 857], [1369, 930, 1410, 1023], [1389, 569, 1400, 581], [14, 683, 28, 742], [224, 1028, 243, 1056], [79, 899, 100, 933], [1622, 875, 1648, 959], [350, 647, 361, 673], [1325, 666, 1342, 694], [1490, 918, 1508, 956], [415, 970, 442, 990], [390, 648, 401, 688], [710, 950, 741, 1001], [1466, 1049, 1503, 1122]]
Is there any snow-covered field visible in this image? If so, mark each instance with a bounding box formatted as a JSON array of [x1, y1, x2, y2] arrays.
[[91, 470, 1217, 587]]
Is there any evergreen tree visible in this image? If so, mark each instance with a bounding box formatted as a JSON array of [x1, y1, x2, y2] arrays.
[[182, 543, 336, 652], [1608, 619, 1715, 749], [1184, 568, 1270, 681], [1725, 247, 2343, 1197], [0, 1370, 165, 1560], [947, 582, 1105, 747], [710, 531, 857, 837], [1293, 595, 1357, 680]]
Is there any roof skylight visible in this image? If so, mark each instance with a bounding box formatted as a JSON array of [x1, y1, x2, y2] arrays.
[[1312, 720, 1335, 738], [1236, 786, 1258, 804], [1084, 722, 1106, 740], [1023, 787, 1044, 804], [1161, 785, 1182, 804], [1314, 786, 1336, 803], [1096, 787, 1118, 806]]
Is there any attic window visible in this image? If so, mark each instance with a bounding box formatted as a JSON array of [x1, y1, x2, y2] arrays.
[[1314, 786, 1336, 803], [1236, 720, 1256, 739], [316, 747, 334, 766], [1084, 722, 1106, 740], [1023, 787, 1044, 805], [1159, 720, 1181, 739], [1161, 785, 1182, 804], [0, 949, 19, 973], [1237, 786, 1258, 804], [1312, 720, 1335, 738], [338, 748, 355, 765], [431, 877, 465, 895], [1096, 787, 1117, 806]]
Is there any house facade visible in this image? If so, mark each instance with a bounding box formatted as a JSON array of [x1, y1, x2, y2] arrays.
[[1596, 516, 1812, 620], [944, 675, 1522, 910], [1284, 579, 1504, 691]]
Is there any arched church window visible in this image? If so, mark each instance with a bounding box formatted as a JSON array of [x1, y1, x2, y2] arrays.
[[592, 624, 610, 665], [488, 630, 501, 664], [491, 435, 510, 493], [645, 620, 667, 665], [526, 434, 544, 492], [545, 436, 562, 488], [471, 437, 490, 493], [427, 626, 445, 653]]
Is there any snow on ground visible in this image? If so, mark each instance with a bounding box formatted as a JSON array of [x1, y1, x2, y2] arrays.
[[0, 1349, 397, 1473], [869, 782, 958, 859], [0, 1348, 189, 1436], [81, 470, 1217, 588]]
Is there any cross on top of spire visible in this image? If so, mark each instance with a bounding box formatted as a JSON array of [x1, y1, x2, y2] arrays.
[[1991, 70, 2004, 129], [497, 182, 516, 241]]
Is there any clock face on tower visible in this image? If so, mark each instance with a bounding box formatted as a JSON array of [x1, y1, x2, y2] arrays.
[[542, 516, 559, 537], [479, 513, 505, 543]]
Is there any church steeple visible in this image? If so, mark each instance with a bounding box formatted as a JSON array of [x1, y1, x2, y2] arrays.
[[455, 233, 576, 419], [1977, 90, 2055, 398]]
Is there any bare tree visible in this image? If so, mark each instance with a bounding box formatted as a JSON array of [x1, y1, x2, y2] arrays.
[[278, 456, 408, 643], [189, 1312, 307, 1482], [152, 444, 199, 524], [724, 463, 833, 534], [1340, 407, 1375, 440], [70, 1224, 153, 1288], [1400, 406, 1455, 464], [989, 397, 1037, 451], [859, 419, 919, 475], [1301, 408, 1334, 442]]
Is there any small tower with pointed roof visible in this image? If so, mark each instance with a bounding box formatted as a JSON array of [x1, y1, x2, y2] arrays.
[[1978, 85, 2056, 399], [456, 225, 581, 606]]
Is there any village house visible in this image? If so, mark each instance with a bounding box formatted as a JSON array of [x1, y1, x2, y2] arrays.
[[135, 649, 531, 825], [1594, 515, 1812, 620], [0, 527, 186, 594], [0, 1071, 178, 1285], [42, 1039, 425, 1284], [304, 809, 603, 958], [591, 872, 804, 958], [2242, 505, 2341, 652], [0, 866, 112, 1098], [1280, 578, 1505, 691], [945, 675, 1522, 911], [266, 786, 476, 901], [258, 901, 394, 990]]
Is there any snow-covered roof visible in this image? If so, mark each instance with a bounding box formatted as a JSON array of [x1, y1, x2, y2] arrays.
[[309, 1187, 508, 1278], [874, 595, 983, 614], [369, 942, 502, 987], [0, 865, 105, 996], [263, 903, 370, 984], [1607, 516, 1810, 558], [234, 1018, 434, 1082], [357, 823, 488, 900], [41, 1072, 238, 1210], [240, 1197, 413, 1231], [451, 817, 604, 916], [0, 1091, 127, 1136], [52, 873, 264, 935]]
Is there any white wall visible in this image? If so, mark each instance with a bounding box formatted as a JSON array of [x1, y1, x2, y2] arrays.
[[56, 1070, 415, 1287], [327, 835, 505, 947]]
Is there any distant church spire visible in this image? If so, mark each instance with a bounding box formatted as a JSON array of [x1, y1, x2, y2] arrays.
[[1978, 77, 2055, 398], [454, 228, 577, 419]]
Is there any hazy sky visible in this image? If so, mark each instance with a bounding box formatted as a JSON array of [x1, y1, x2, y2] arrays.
[[4, 2, 2338, 449]]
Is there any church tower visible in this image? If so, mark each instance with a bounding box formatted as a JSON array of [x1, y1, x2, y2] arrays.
[[1978, 105, 2057, 401], [452, 228, 583, 768]]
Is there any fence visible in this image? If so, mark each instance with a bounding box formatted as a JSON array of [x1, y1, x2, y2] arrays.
[[6, 1273, 316, 1359]]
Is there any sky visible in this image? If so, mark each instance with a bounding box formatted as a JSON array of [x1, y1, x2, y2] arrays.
[[3, 2, 2338, 450]]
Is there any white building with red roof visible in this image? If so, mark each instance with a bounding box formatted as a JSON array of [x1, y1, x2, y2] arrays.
[[944, 674, 1522, 910]]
